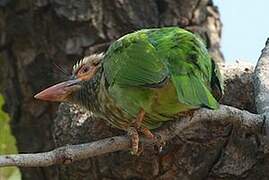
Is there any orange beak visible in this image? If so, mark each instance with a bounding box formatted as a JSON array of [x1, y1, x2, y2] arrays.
[[34, 79, 81, 102]]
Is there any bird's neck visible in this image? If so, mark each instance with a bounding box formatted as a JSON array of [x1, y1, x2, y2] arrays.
[[75, 68, 103, 112]]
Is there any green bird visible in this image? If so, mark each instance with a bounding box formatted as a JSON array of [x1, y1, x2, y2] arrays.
[[35, 27, 223, 154]]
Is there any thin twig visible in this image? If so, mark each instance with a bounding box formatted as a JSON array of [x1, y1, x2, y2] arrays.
[[0, 136, 129, 167]]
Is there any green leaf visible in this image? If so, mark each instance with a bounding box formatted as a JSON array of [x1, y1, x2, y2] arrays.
[[0, 95, 21, 180]]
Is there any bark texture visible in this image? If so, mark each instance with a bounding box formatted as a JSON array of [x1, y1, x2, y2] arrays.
[[0, 0, 223, 179]]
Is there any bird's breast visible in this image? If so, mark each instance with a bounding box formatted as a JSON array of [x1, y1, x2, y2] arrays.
[[97, 76, 134, 130]]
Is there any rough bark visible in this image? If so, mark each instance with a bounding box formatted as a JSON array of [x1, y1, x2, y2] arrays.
[[0, 0, 222, 179]]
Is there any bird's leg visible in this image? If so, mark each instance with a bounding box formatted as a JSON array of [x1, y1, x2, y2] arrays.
[[139, 127, 154, 139], [140, 126, 164, 154], [127, 109, 145, 155], [127, 109, 155, 155]]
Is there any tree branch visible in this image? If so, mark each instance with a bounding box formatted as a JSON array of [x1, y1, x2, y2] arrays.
[[254, 38, 269, 128], [0, 105, 263, 167]]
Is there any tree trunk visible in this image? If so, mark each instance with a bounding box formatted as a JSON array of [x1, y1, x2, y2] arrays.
[[0, 0, 223, 179]]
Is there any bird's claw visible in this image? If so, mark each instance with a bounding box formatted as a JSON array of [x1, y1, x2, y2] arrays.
[[153, 134, 166, 153], [127, 127, 140, 155], [127, 126, 166, 155]]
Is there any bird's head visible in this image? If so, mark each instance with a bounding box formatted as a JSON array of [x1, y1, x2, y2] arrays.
[[34, 53, 104, 103]]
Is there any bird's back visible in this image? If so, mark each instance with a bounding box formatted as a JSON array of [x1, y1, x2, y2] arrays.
[[101, 27, 223, 129]]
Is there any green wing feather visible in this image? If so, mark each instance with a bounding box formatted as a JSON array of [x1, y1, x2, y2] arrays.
[[103, 31, 168, 87], [103, 27, 223, 109], [146, 28, 220, 109]]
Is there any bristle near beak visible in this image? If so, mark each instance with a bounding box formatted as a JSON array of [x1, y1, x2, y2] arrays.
[[34, 79, 81, 102]]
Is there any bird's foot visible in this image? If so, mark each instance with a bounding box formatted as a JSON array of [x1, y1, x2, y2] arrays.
[[127, 127, 143, 156], [127, 109, 156, 155], [152, 134, 166, 153], [127, 126, 157, 155], [127, 127, 140, 155], [140, 127, 166, 153], [127, 126, 165, 155]]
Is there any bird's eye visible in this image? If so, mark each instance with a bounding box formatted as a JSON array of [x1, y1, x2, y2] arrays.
[[82, 67, 89, 73], [77, 65, 91, 76]]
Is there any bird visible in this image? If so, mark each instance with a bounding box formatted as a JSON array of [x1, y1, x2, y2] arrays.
[[34, 27, 223, 155]]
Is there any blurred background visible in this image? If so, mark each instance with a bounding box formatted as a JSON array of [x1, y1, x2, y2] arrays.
[[0, 0, 268, 179]]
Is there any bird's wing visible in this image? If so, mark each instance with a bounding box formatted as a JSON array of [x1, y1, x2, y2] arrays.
[[103, 31, 169, 87], [156, 28, 220, 109], [103, 27, 222, 109]]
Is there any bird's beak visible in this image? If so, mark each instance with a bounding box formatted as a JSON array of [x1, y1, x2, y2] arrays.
[[34, 79, 81, 102]]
